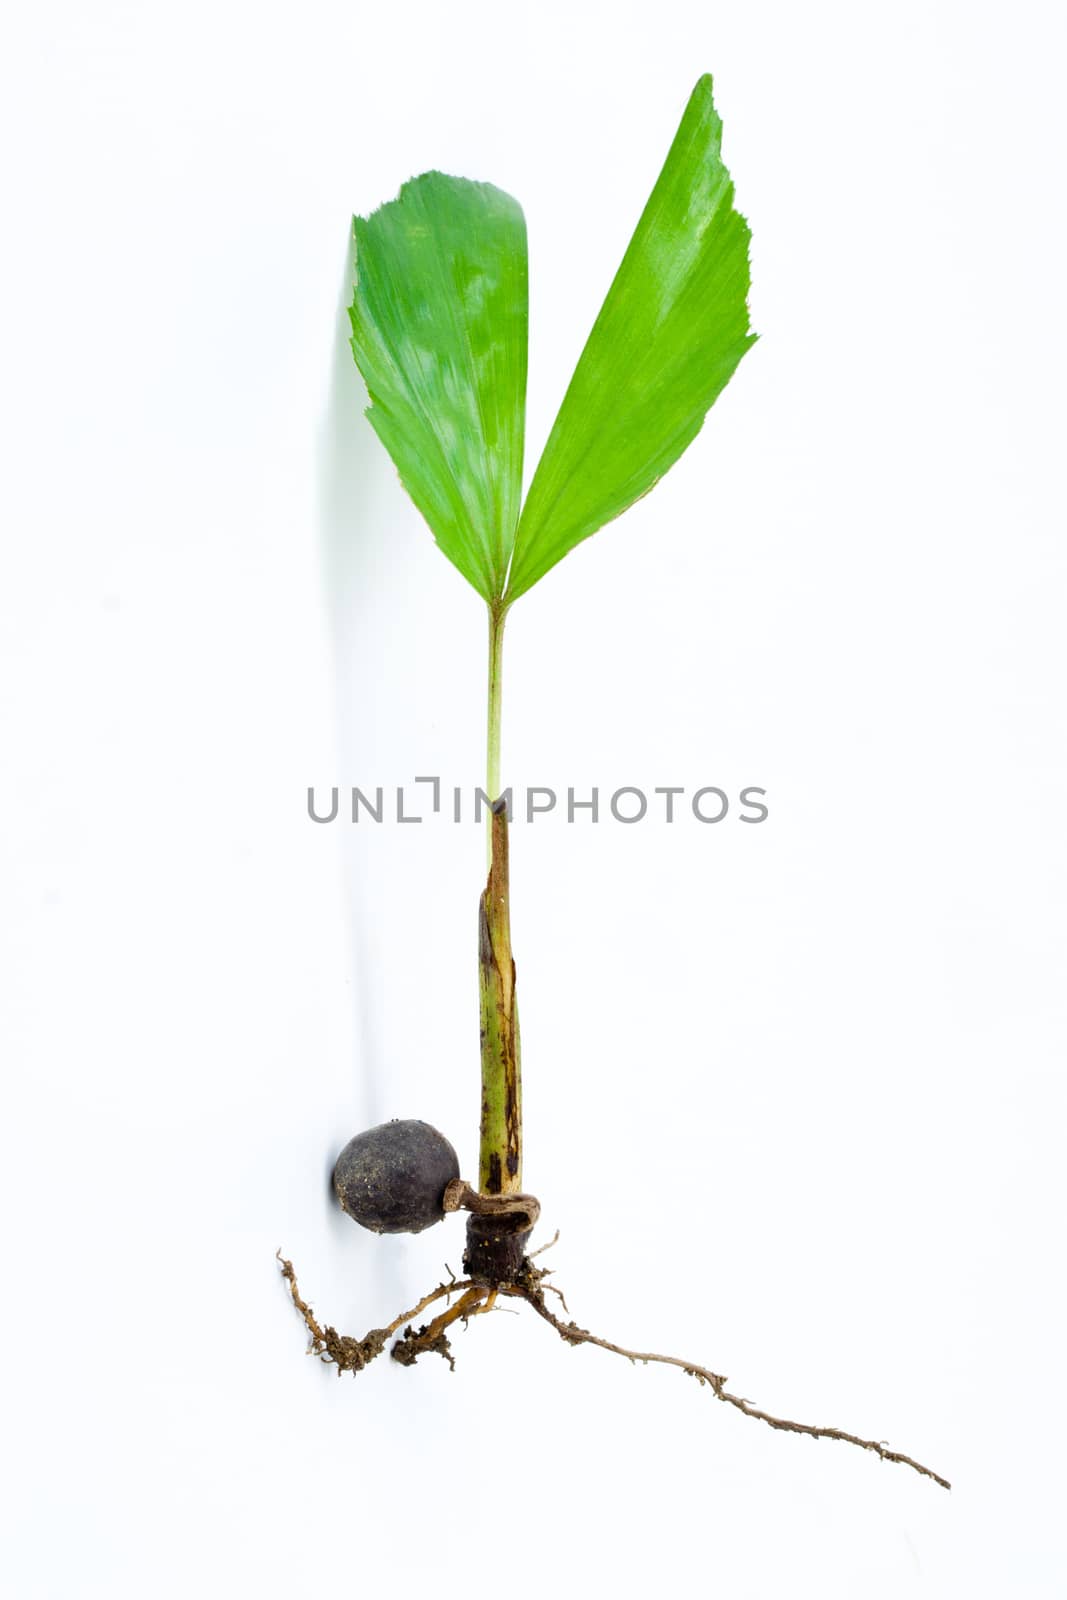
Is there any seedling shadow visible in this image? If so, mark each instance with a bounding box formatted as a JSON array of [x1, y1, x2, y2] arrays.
[[315, 226, 403, 1303]]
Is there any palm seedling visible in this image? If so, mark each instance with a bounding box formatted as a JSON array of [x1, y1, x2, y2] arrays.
[[280, 75, 948, 1489]]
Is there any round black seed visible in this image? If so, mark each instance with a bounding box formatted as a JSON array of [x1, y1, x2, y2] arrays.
[[332, 1119, 460, 1235]]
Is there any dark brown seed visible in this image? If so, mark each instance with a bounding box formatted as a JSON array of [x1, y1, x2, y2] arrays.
[[332, 1119, 460, 1235]]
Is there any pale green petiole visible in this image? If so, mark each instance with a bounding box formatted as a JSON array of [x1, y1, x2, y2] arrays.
[[486, 602, 507, 817]]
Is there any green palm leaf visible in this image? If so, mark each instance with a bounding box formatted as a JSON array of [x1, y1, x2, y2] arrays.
[[348, 172, 528, 602], [504, 75, 756, 603]]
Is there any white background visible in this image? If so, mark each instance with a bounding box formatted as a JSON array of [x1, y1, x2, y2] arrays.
[[2, 2, 1065, 1595]]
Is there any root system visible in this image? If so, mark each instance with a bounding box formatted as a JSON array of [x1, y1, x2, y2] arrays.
[[277, 1224, 950, 1491]]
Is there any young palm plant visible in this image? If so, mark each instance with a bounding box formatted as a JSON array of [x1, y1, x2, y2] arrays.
[[280, 76, 948, 1490]]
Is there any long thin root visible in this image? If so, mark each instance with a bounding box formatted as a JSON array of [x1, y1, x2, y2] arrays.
[[512, 1269, 950, 1491]]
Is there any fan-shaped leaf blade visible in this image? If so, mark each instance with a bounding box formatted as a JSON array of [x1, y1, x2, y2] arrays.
[[505, 75, 755, 603], [349, 172, 528, 602]]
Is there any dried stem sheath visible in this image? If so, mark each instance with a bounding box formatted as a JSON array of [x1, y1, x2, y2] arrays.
[[479, 798, 522, 1193]]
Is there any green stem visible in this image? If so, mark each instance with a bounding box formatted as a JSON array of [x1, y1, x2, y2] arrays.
[[478, 600, 521, 1195], [486, 602, 506, 812]]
